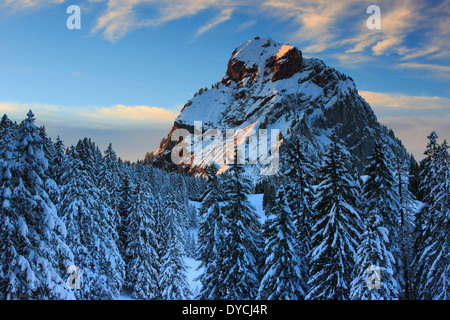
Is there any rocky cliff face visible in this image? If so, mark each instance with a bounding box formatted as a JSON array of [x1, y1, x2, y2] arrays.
[[152, 37, 408, 177], [226, 41, 303, 84]]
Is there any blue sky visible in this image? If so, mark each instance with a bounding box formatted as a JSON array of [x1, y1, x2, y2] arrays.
[[0, 0, 449, 161]]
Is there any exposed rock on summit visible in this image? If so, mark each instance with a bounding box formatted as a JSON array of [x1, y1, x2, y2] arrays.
[[225, 38, 303, 84], [152, 37, 408, 177]]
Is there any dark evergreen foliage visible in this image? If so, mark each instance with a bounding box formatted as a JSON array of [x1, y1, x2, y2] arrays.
[[1, 112, 449, 301], [307, 133, 362, 300]]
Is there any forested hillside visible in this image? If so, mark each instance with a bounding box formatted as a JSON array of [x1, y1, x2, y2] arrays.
[[0, 111, 449, 300]]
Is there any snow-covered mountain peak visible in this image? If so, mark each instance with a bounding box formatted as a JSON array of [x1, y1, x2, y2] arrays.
[[225, 37, 303, 84], [152, 37, 408, 177], [230, 37, 286, 66]]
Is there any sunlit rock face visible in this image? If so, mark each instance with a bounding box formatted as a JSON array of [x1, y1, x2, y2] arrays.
[[152, 37, 408, 177]]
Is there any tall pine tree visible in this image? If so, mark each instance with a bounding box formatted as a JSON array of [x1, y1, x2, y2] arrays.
[[307, 133, 362, 300], [197, 164, 228, 300], [351, 140, 400, 300], [60, 138, 124, 299], [125, 179, 159, 300], [394, 154, 416, 300], [258, 186, 304, 300], [416, 132, 450, 299], [1, 111, 74, 300], [282, 137, 314, 296], [220, 156, 261, 300], [159, 191, 192, 300]]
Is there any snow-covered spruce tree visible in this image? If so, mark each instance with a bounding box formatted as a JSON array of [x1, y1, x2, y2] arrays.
[[187, 202, 199, 230], [220, 156, 262, 300], [95, 144, 126, 296], [258, 186, 304, 300], [88, 142, 125, 299], [59, 146, 98, 299], [186, 199, 200, 260], [0, 114, 18, 299], [185, 231, 197, 259], [99, 144, 121, 231], [282, 137, 314, 297], [262, 179, 277, 215], [0, 115, 17, 159], [159, 189, 188, 251], [0, 111, 74, 300], [125, 179, 159, 300], [38, 126, 56, 171], [0, 115, 17, 193], [48, 136, 66, 187], [412, 132, 440, 298], [196, 164, 228, 300], [408, 155, 421, 201], [0, 114, 17, 179], [419, 131, 441, 201], [0, 113, 17, 140], [350, 140, 400, 300], [37, 126, 62, 216], [416, 133, 450, 300], [306, 133, 362, 300], [152, 192, 167, 300], [159, 191, 192, 300], [153, 192, 165, 257], [117, 163, 134, 260], [60, 138, 124, 299], [394, 155, 416, 300]]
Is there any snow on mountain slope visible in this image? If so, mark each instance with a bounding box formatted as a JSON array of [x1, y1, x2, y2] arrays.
[[152, 37, 409, 178]]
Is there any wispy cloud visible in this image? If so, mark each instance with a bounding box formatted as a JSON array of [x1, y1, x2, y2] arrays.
[[396, 62, 450, 73], [331, 52, 374, 66], [262, 0, 358, 53], [3, 0, 448, 67], [337, 0, 423, 57], [195, 8, 234, 37], [90, 0, 233, 42], [259, 0, 448, 70], [400, 45, 440, 60], [234, 19, 257, 32], [0, 0, 65, 12], [89, 0, 152, 43], [418, 1, 450, 60]]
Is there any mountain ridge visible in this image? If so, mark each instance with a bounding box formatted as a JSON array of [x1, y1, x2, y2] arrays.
[[152, 37, 408, 177]]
